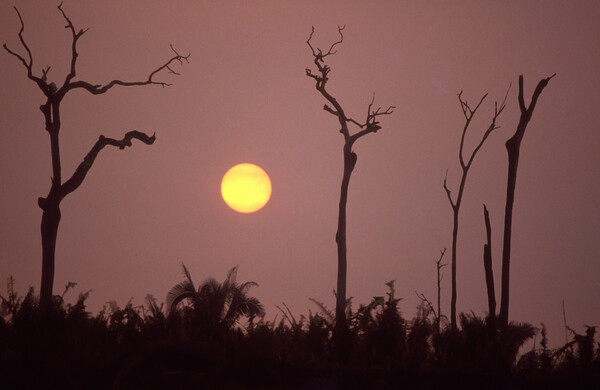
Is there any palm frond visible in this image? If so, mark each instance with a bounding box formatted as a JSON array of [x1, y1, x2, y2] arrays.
[[145, 293, 164, 320], [181, 262, 195, 291], [239, 280, 259, 294], [166, 280, 196, 314], [225, 265, 239, 287], [309, 297, 335, 324]]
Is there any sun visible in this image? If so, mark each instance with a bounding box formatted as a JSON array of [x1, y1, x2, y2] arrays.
[[221, 163, 272, 213]]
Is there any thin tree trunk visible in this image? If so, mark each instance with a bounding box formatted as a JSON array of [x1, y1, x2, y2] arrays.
[[450, 211, 458, 328], [499, 140, 519, 328], [335, 147, 356, 332], [499, 74, 554, 329], [483, 204, 496, 330], [435, 248, 446, 334]]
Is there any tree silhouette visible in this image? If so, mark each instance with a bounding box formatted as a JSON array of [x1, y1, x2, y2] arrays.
[[498, 74, 555, 329], [3, 3, 189, 311], [305, 26, 394, 337], [166, 264, 264, 337], [443, 89, 508, 328]]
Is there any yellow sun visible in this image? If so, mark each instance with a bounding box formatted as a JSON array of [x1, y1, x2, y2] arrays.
[[221, 163, 272, 213]]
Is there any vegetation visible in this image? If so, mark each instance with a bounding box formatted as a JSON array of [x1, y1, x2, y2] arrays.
[[1, 276, 598, 389]]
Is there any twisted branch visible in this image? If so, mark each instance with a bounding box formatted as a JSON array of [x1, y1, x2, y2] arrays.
[[58, 131, 156, 201]]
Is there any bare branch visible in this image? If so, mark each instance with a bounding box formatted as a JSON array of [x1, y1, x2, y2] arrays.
[[346, 116, 364, 128], [306, 26, 317, 57], [349, 94, 395, 142], [464, 84, 511, 170], [3, 7, 46, 89], [457, 91, 487, 168], [323, 104, 339, 117], [325, 25, 345, 57], [436, 248, 448, 268], [59, 130, 156, 199], [518, 75, 526, 113], [58, 2, 89, 89], [307, 25, 345, 61], [443, 169, 456, 209], [41, 66, 51, 82], [518, 73, 556, 115], [67, 48, 189, 94]]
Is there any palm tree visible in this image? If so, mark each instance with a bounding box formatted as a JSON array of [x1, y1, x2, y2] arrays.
[[166, 264, 264, 336]]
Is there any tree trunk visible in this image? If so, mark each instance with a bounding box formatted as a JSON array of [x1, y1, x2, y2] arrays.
[[39, 200, 61, 311], [39, 98, 63, 312], [498, 74, 554, 329], [450, 211, 458, 328], [335, 147, 356, 332], [483, 204, 496, 330], [499, 138, 520, 329]]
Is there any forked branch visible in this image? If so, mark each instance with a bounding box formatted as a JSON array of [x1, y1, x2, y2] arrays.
[[444, 84, 510, 208], [457, 84, 510, 171], [349, 94, 395, 143], [58, 1, 89, 89], [307, 25, 345, 60]]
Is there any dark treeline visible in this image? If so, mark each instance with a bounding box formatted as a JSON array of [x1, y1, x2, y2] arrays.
[[1, 276, 598, 389]]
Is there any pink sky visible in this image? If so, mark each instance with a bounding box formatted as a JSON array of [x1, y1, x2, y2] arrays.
[[1, 1, 599, 347]]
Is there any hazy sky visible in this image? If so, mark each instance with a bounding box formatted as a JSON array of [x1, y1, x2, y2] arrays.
[[1, 1, 599, 347]]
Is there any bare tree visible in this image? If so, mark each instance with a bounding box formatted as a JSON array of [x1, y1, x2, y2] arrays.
[[305, 26, 394, 335], [3, 3, 189, 311], [435, 248, 447, 333], [443, 88, 508, 328], [498, 74, 555, 329], [416, 248, 447, 334]]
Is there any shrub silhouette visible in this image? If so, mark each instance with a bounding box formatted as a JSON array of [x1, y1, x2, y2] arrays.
[[1, 276, 599, 388], [166, 264, 265, 340]]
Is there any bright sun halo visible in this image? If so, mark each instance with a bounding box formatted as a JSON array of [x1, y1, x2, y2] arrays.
[[221, 163, 271, 213]]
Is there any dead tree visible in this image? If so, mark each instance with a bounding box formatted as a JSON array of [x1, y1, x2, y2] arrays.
[[435, 248, 447, 333], [443, 88, 508, 328], [417, 248, 447, 334], [3, 3, 189, 311], [498, 74, 555, 329], [482, 204, 496, 330], [306, 26, 394, 335]]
